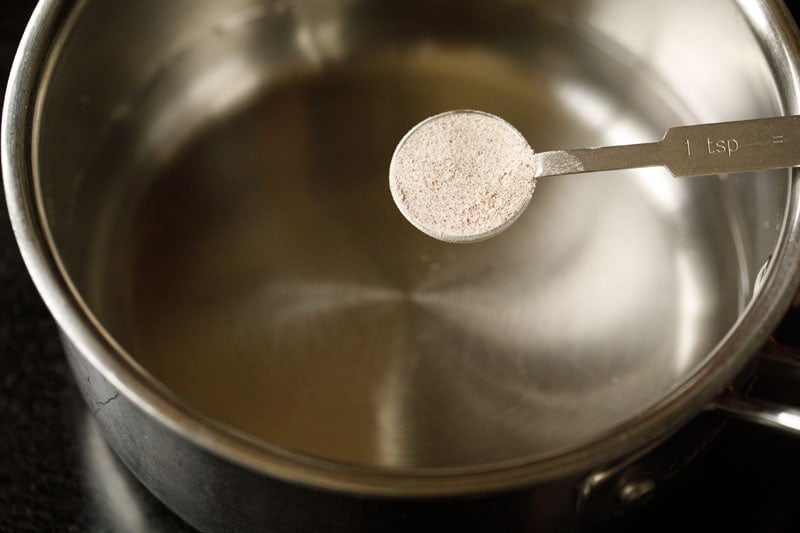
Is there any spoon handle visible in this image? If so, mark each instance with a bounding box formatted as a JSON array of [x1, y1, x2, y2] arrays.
[[534, 115, 800, 178]]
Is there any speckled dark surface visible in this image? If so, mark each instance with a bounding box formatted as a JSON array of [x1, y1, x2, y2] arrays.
[[2, 2, 800, 532]]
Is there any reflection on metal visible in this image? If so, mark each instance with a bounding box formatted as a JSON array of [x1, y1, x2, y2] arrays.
[[776, 410, 800, 433], [714, 367, 800, 437], [82, 413, 174, 531], [674, 249, 713, 374]]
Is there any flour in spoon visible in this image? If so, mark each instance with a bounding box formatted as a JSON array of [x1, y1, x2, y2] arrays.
[[389, 110, 537, 243]]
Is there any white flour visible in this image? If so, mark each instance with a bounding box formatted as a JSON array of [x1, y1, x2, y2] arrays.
[[389, 110, 537, 242]]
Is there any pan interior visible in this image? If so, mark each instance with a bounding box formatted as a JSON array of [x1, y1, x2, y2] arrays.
[[43, 4, 749, 469]]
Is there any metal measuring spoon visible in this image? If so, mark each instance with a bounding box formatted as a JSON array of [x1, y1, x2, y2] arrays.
[[389, 109, 800, 243]]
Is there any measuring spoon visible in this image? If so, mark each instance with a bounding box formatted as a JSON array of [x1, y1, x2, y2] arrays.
[[389, 110, 800, 243]]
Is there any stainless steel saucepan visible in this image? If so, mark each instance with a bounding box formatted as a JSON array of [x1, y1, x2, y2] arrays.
[[4, 0, 800, 530]]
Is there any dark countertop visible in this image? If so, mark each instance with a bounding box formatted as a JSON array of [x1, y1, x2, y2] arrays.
[[2, 2, 800, 531]]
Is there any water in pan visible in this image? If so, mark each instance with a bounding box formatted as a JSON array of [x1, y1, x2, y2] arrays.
[[84, 5, 743, 469]]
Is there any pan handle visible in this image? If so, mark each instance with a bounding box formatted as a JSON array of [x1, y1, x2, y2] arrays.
[[713, 338, 800, 436]]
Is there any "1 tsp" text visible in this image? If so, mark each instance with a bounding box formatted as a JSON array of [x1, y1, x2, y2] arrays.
[[685, 138, 739, 156]]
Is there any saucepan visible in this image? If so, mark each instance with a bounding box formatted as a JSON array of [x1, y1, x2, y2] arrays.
[[4, 0, 800, 530]]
